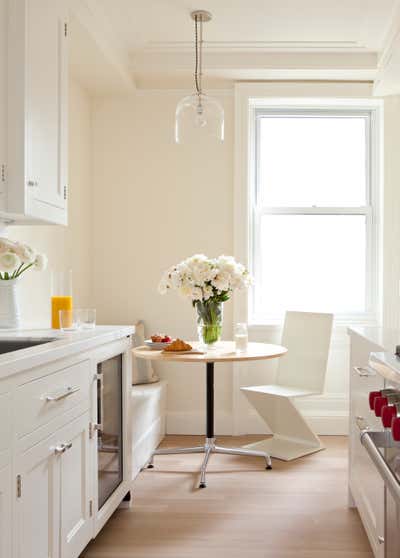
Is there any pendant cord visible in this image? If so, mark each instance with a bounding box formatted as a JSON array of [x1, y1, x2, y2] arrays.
[[194, 15, 202, 97]]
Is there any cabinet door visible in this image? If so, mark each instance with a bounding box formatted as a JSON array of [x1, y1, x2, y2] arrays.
[[25, 0, 68, 222], [349, 334, 385, 557], [15, 432, 61, 558], [7, 0, 68, 224], [60, 412, 92, 558], [0, 464, 11, 558]]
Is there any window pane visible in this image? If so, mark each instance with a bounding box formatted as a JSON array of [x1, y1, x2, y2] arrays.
[[258, 115, 367, 207], [254, 215, 366, 316]]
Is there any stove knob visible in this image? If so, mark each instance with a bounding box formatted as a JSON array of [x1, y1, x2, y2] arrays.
[[392, 417, 400, 441], [382, 405, 397, 428], [369, 391, 381, 410], [374, 396, 388, 417]]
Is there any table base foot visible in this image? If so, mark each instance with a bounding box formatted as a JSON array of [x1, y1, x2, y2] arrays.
[[147, 437, 272, 486]]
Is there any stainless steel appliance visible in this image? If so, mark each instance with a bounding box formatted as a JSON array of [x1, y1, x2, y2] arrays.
[[360, 364, 400, 557], [96, 354, 123, 509]]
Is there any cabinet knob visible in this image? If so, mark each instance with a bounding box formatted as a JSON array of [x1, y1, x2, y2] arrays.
[[382, 405, 397, 428], [54, 441, 73, 455], [27, 180, 39, 187], [374, 396, 388, 417]]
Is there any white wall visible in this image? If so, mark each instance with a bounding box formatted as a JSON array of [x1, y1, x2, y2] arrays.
[[91, 87, 378, 435], [92, 92, 235, 432], [382, 95, 400, 330], [9, 79, 92, 326]]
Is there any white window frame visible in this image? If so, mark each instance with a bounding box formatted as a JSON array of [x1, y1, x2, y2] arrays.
[[234, 86, 383, 328]]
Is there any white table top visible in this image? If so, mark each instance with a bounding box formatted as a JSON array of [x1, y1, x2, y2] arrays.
[[132, 341, 287, 363]]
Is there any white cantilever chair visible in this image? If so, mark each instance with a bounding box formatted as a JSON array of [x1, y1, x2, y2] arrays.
[[241, 311, 333, 461]]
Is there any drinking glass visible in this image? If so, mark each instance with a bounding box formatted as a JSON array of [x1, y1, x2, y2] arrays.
[[59, 309, 79, 332], [235, 322, 248, 352], [51, 270, 73, 329], [77, 308, 96, 329]]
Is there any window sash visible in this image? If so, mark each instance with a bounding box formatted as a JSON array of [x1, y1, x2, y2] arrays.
[[249, 107, 379, 324]]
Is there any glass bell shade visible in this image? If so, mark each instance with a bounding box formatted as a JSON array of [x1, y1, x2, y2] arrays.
[[175, 93, 224, 144]]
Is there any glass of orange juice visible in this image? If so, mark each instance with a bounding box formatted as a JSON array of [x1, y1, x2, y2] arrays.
[[51, 270, 73, 329]]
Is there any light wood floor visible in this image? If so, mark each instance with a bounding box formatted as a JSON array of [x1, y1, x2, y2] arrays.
[[81, 435, 372, 558]]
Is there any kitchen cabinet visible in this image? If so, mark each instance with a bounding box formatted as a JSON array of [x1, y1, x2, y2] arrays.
[[0, 327, 133, 558], [348, 330, 385, 558], [60, 413, 92, 558], [15, 412, 92, 558], [0, 464, 12, 558], [15, 427, 61, 558], [1, 0, 68, 225]]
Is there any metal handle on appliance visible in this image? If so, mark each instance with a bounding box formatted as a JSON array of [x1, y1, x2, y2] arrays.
[[54, 441, 72, 455], [361, 431, 400, 503], [96, 373, 104, 434], [353, 366, 376, 377], [45, 385, 80, 402], [355, 416, 370, 431]]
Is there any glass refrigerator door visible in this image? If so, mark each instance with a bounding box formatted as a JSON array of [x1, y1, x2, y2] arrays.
[[97, 354, 123, 509]]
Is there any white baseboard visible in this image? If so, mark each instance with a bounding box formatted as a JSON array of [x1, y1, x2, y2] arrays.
[[166, 394, 349, 436]]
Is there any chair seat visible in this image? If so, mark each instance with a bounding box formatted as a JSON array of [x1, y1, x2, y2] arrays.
[[241, 384, 317, 398]]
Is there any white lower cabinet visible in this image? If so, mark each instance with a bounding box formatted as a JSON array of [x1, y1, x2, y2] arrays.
[[60, 413, 92, 558], [15, 412, 92, 558], [349, 331, 385, 558], [0, 464, 12, 558], [15, 429, 61, 558]]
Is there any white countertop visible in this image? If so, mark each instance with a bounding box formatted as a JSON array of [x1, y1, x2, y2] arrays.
[[0, 325, 135, 380], [348, 326, 400, 352], [348, 325, 400, 381]]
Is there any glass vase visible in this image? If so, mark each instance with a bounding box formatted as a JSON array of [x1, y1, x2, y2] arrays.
[[196, 300, 223, 349]]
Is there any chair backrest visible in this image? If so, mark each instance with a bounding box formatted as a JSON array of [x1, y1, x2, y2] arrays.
[[276, 311, 333, 393]]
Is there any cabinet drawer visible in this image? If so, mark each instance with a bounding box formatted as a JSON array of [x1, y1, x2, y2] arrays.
[[15, 360, 91, 438]]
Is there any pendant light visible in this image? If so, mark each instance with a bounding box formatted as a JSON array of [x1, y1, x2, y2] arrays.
[[175, 10, 224, 144]]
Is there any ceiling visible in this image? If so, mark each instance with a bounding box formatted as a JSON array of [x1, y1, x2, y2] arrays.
[[69, 0, 400, 91]]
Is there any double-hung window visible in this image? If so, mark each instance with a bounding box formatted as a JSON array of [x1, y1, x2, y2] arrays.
[[249, 106, 380, 324]]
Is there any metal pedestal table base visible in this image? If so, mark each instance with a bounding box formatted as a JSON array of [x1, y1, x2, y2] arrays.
[[147, 361, 272, 488]]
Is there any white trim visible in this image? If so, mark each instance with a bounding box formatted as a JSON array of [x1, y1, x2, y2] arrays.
[[166, 395, 349, 436], [238, 97, 383, 325]]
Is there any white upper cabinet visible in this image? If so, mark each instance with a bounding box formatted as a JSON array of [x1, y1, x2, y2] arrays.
[[2, 0, 68, 225]]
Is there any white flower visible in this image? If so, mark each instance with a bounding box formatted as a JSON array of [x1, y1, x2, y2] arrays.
[[203, 285, 213, 301], [0, 238, 16, 254], [211, 270, 231, 292], [158, 254, 252, 302], [34, 253, 47, 271], [0, 251, 21, 273], [14, 242, 36, 264]]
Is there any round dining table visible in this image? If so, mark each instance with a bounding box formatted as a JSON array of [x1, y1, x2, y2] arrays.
[[132, 341, 287, 488]]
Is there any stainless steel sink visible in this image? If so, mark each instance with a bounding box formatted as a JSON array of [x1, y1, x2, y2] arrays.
[[0, 337, 57, 354]]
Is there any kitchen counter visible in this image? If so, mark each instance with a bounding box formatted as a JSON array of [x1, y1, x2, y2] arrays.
[[0, 325, 135, 380], [348, 326, 400, 351], [348, 325, 400, 382]]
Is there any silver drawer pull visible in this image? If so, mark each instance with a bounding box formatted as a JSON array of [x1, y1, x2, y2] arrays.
[[44, 386, 80, 402], [54, 441, 73, 455], [356, 415, 370, 431], [353, 366, 376, 377]]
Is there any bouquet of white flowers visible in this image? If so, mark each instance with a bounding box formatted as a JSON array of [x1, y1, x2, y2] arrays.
[[0, 237, 47, 280], [159, 254, 251, 347]]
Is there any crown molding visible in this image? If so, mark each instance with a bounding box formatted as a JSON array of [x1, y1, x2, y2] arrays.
[[141, 40, 368, 54], [373, 0, 400, 95]]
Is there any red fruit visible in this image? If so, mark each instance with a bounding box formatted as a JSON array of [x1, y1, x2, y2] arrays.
[[162, 336, 172, 343]]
